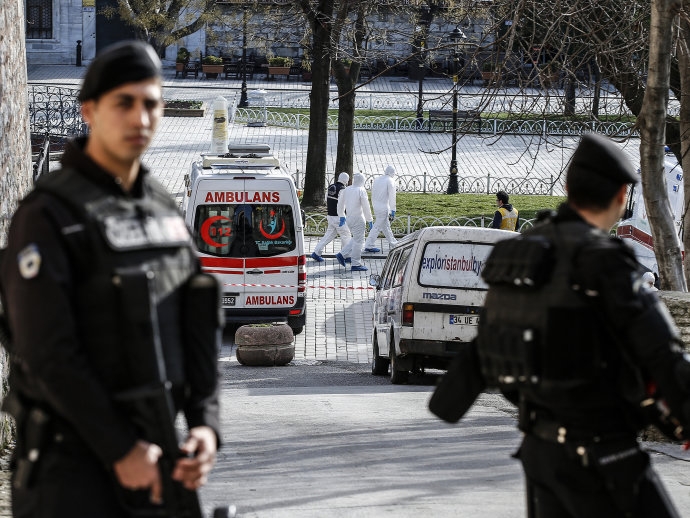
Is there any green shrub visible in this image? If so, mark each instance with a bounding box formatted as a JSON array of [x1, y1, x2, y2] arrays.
[[268, 56, 293, 67], [203, 55, 223, 65], [176, 47, 190, 63]]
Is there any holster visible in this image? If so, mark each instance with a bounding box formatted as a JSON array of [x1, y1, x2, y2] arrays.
[[2, 392, 52, 490], [428, 340, 486, 423]]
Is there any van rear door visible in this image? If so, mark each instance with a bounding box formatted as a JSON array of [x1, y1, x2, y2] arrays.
[[412, 240, 495, 345]]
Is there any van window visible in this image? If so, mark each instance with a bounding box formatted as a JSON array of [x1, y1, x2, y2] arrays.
[[418, 241, 492, 290], [392, 247, 413, 287], [193, 203, 296, 257], [381, 251, 401, 290]]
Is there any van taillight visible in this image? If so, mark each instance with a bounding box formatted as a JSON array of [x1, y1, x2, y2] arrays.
[[402, 303, 414, 326], [297, 255, 306, 292]]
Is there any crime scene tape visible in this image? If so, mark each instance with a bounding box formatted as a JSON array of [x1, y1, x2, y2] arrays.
[[223, 282, 374, 290]]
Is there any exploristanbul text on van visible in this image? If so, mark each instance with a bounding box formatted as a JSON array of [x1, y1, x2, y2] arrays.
[[420, 254, 483, 276]]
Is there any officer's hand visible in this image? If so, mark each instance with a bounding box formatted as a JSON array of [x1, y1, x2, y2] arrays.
[[339, 217, 346, 227], [114, 440, 163, 503], [172, 426, 217, 490], [367, 221, 373, 231]]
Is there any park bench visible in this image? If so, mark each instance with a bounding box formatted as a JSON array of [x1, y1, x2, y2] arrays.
[[175, 60, 200, 79], [428, 109, 481, 133]]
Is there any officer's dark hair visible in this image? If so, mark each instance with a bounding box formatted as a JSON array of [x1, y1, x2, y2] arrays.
[[496, 191, 509, 204], [566, 133, 637, 210]]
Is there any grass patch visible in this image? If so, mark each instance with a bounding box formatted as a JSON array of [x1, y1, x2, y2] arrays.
[[164, 99, 204, 109], [306, 192, 566, 221]]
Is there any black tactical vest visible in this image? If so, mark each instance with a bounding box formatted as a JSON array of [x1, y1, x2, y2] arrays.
[[477, 218, 635, 418], [32, 168, 198, 394], [326, 182, 345, 216]]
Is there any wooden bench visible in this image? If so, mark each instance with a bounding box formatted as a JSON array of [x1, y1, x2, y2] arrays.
[[428, 109, 481, 133], [176, 60, 199, 79]]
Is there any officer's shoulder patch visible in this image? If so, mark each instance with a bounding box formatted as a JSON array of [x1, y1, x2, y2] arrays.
[[17, 244, 42, 279]]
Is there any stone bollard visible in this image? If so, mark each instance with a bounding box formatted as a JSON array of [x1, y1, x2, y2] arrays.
[[235, 323, 295, 366]]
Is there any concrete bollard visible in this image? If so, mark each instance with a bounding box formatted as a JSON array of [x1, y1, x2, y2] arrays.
[[235, 323, 295, 366]]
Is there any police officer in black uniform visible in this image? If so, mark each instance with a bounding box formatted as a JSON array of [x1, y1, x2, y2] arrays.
[[474, 134, 690, 517], [0, 41, 221, 517]]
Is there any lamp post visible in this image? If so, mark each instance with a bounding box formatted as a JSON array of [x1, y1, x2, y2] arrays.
[[446, 26, 466, 195], [415, 41, 426, 127], [238, 5, 249, 108], [415, 4, 430, 128]]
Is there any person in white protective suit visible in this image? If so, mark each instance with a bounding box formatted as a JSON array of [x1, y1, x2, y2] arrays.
[[336, 172, 373, 272], [364, 165, 398, 253], [311, 172, 352, 262]]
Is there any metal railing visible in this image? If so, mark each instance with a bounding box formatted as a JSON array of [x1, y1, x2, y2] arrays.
[[303, 213, 537, 236], [235, 108, 636, 138], [28, 85, 86, 137], [32, 134, 51, 182]]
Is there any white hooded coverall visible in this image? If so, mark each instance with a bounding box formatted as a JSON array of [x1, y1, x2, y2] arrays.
[[337, 172, 373, 267], [364, 165, 397, 249]]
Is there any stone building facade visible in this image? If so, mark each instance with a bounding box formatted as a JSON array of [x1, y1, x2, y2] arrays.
[[25, 1, 491, 69]]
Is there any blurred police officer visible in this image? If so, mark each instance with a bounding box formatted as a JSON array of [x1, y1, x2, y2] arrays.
[[311, 172, 352, 262], [476, 133, 690, 517], [0, 41, 221, 517]]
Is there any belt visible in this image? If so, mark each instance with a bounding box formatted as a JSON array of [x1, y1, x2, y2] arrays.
[[529, 419, 633, 445]]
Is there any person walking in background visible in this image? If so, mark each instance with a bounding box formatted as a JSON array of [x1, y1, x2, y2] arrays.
[[491, 190, 519, 231], [311, 172, 352, 262], [336, 172, 373, 272], [364, 165, 398, 253], [0, 41, 221, 517]]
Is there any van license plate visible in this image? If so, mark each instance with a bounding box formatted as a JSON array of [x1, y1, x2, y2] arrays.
[[449, 314, 479, 326], [222, 296, 236, 306]]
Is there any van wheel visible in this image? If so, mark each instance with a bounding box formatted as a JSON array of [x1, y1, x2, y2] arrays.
[[389, 344, 408, 385], [371, 336, 390, 376]]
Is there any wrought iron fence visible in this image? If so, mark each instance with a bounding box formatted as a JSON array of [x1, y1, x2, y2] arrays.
[[303, 213, 536, 236], [292, 171, 560, 196], [28, 85, 86, 137], [235, 108, 636, 138]]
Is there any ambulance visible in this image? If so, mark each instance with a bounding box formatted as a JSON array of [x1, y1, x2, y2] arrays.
[[183, 144, 306, 334], [616, 151, 684, 277]]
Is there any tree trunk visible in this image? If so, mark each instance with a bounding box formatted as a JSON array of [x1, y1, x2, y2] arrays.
[[0, 0, 34, 448], [299, 0, 334, 208], [638, 0, 685, 291], [678, 2, 690, 287], [334, 64, 359, 177]]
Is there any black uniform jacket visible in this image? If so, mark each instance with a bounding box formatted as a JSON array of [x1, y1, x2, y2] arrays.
[[0, 138, 221, 467]]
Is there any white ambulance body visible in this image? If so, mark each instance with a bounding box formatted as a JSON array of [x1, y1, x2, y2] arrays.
[[616, 153, 684, 277], [183, 145, 306, 334]]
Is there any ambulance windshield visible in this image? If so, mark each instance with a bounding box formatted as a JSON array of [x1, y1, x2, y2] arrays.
[[193, 203, 297, 257]]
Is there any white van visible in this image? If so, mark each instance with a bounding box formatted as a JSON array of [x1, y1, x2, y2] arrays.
[[183, 144, 306, 334], [369, 226, 516, 384]]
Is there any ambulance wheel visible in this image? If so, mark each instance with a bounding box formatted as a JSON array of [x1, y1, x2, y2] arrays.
[[290, 326, 304, 335], [371, 336, 389, 376], [389, 343, 408, 385]]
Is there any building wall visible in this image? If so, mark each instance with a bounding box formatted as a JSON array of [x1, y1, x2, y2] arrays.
[[25, 0, 84, 65]]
